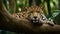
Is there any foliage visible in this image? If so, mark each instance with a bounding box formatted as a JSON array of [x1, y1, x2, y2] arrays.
[[0, 0, 60, 34]]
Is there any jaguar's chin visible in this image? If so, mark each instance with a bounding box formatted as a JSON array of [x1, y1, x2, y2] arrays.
[[27, 18, 43, 25], [32, 20, 39, 23], [32, 19, 40, 24]]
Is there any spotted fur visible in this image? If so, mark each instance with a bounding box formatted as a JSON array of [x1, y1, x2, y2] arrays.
[[12, 5, 55, 26]]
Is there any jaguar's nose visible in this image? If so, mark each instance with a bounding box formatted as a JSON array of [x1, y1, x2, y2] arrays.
[[33, 16, 37, 19]]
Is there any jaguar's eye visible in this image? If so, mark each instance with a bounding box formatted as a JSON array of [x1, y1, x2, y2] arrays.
[[37, 11, 40, 13], [30, 11, 33, 13]]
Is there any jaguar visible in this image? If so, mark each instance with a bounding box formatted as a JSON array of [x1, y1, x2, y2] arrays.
[[12, 5, 55, 26], [25, 5, 55, 26]]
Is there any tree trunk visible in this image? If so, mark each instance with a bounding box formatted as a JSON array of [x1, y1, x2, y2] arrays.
[[46, 0, 52, 18], [9, 0, 16, 14], [0, 0, 60, 34], [58, 0, 60, 10]]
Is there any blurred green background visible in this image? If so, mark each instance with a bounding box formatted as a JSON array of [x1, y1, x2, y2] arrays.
[[0, 0, 60, 34]]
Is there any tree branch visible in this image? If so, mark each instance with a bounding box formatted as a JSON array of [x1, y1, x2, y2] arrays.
[[0, 0, 34, 33], [0, 0, 60, 34]]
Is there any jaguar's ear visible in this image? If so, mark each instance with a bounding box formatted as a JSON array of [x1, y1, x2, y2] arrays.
[[24, 6, 29, 10], [24, 6, 31, 11], [39, 4, 45, 11]]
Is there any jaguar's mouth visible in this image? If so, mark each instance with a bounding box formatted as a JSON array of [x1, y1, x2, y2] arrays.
[[32, 18, 39, 24], [33, 20, 39, 23], [28, 18, 39, 23]]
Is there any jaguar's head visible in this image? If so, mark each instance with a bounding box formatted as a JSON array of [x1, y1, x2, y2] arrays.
[[25, 5, 45, 24]]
